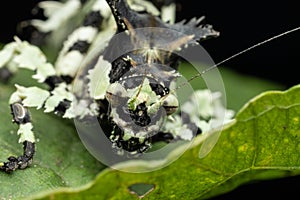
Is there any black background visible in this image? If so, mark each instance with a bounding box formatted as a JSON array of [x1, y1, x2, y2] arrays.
[[1, 1, 299, 88], [0, 1, 299, 199], [175, 0, 300, 89]]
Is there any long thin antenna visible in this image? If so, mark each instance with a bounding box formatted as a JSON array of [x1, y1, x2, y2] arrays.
[[176, 26, 300, 90]]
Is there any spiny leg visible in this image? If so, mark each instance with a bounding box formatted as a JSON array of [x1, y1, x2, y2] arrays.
[[0, 81, 54, 173], [0, 103, 35, 173], [39, 1, 115, 120], [0, 1, 110, 154], [0, 0, 112, 84], [19, 0, 91, 46], [0, 0, 113, 173], [0, 81, 75, 173], [53, 0, 112, 79], [0, 47, 74, 172]]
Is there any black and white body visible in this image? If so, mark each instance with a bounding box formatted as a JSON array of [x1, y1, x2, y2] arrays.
[[0, 0, 231, 173]]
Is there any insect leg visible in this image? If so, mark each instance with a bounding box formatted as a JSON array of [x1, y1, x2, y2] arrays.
[[0, 81, 58, 173], [20, 0, 91, 46], [54, 0, 112, 79], [0, 37, 57, 84], [0, 102, 35, 173], [43, 0, 114, 119], [0, 40, 60, 172]]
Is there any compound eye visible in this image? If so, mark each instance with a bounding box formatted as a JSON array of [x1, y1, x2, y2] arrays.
[[162, 94, 179, 115]]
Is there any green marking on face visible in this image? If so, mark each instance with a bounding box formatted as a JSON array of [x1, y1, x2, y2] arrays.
[[127, 78, 160, 111]]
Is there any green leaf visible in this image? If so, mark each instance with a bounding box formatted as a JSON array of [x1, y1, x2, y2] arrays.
[[26, 85, 300, 199], [0, 67, 292, 200]]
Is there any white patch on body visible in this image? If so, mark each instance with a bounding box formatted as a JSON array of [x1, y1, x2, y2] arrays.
[[31, 0, 82, 32], [9, 85, 50, 109], [161, 3, 176, 23], [44, 83, 74, 113], [128, 0, 160, 16], [0, 43, 17, 69], [63, 99, 99, 119], [94, 0, 112, 18], [56, 51, 84, 77], [55, 27, 99, 76], [88, 56, 112, 100], [0, 37, 56, 82], [18, 123, 35, 143]]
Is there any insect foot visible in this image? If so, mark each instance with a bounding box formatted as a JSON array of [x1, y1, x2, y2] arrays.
[[0, 141, 35, 173]]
